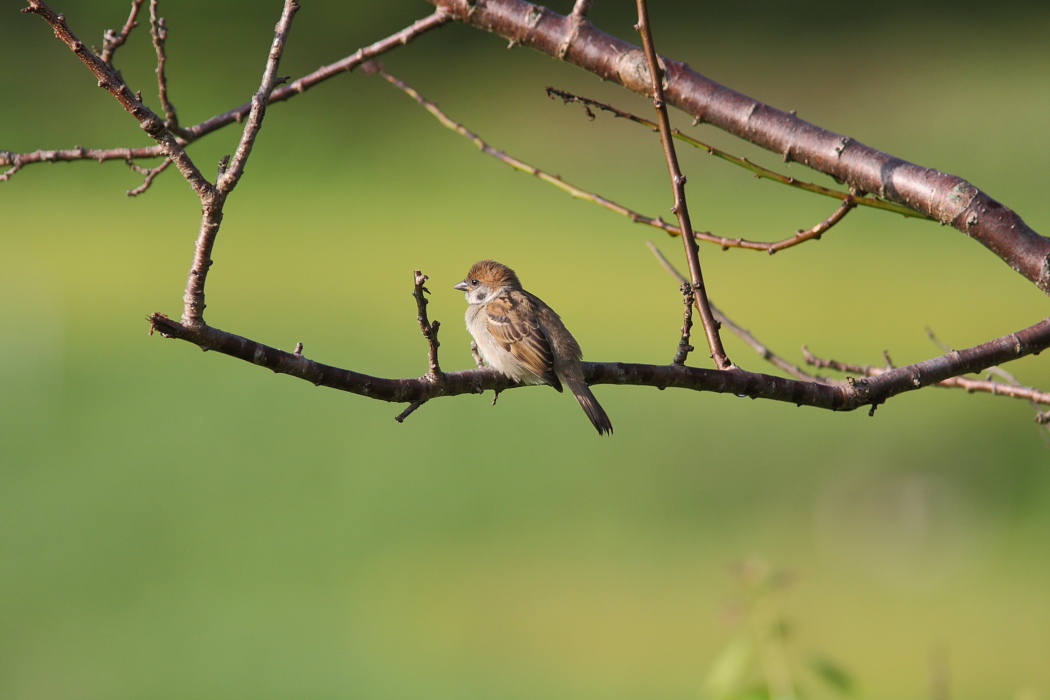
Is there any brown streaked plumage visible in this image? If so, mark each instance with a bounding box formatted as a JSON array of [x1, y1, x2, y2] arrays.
[[454, 260, 613, 435]]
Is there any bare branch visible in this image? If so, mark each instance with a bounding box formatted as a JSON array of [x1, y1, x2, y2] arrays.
[[804, 339, 1050, 421], [374, 71, 863, 257], [147, 308, 1050, 418], [546, 87, 923, 221], [412, 271, 443, 379], [635, 0, 730, 369], [1, 146, 165, 181], [427, 0, 1050, 294], [149, 0, 182, 134], [125, 156, 172, 196], [215, 0, 298, 195], [21, 0, 211, 197], [98, 0, 145, 65], [672, 282, 695, 366], [646, 241, 821, 382], [771, 197, 857, 254], [5, 8, 450, 181], [181, 0, 299, 327], [184, 9, 450, 143]]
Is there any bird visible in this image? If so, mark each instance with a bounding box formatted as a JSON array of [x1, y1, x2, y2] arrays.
[[453, 260, 613, 435]]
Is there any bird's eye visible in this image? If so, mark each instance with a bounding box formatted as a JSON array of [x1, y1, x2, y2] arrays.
[[470, 279, 479, 286]]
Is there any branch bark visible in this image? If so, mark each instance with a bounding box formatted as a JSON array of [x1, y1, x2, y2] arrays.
[[148, 312, 1050, 416], [425, 0, 1050, 295]]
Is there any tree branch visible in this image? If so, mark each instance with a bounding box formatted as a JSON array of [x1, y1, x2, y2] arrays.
[[147, 308, 1050, 417], [21, 0, 211, 197], [802, 345, 1050, 421], [546, 87, 923, 221], [646, 241, 821, 383], [412, 271, 443, 380], [426, 0, 1050, 294], [182, 0, 298, 326], [635, 0, 730, 369], [4, 8, 450, 183], [148, 0, 181, 134], [97, 0, 145, 65], [376, 70, 868, 257]]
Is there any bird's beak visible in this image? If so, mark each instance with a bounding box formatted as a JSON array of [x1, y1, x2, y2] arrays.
[[453, 280, 468, 292]]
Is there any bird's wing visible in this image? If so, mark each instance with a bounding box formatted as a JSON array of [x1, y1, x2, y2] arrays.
[[484, 293, 561, 390]]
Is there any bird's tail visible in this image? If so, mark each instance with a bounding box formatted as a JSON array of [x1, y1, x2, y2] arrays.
[[566, 376, 613, 435]]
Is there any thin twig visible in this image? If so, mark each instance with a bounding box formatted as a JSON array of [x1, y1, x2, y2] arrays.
[[769, 197, 856, 254], [802, 345, 1050, 418], [570, 0, 592, 18], [98, 0, 146, 65], [4, 8, 451, 182], [125, 156, 172, 196], [22, 0, 210, 197], [546, 88, 923, 221], [215, 0, 298, 195], [801, 347, 875, 376], [635, 0, 730, 369], [399, 270, 448, 421], [376, 69, 855, 255], [647, 242, 820, 381], [149, 0, 182, 135], [184, 8, 450, 142], [672, 282, 695, 365], [412, 270, 443, 379], [394, 400, 427, 423], [180, 0, 298, 326]]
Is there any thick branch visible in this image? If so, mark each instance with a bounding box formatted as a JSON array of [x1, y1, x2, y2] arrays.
[[845, 320, 1050, 410], [427, 0, 1050, 294], [148, 313, 1050, 417]]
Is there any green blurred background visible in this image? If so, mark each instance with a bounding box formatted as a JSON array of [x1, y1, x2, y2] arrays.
[[2, 1, 1049, 698]]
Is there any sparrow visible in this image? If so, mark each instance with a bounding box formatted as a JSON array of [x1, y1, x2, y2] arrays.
[[454, 260, 613, 435]]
